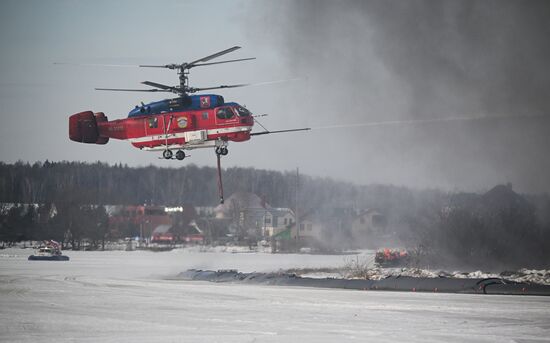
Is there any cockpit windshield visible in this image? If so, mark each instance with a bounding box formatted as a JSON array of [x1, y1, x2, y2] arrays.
[[235, 105, 251, 117], [216, 107, 235, 120]]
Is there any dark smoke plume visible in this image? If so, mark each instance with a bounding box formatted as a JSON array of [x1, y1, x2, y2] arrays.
[[246, 0, 550, 193]]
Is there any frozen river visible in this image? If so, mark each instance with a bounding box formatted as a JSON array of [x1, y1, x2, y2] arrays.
[[1, 248, 549, 342]]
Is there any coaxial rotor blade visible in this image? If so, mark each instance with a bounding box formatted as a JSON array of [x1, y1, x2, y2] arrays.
[[57, 47, 250, 71], [187, 46, 241, 67], [247, 78, 301, 87], [95, 88, 170, 92], [54, 62, 140, 68], [139, 64, 180, 69], [191, 57, 256, 68], [189, 78, 298, 93], [117, 46, 247, 72], [189, 83, 250, 92], [141, 81, 173, 90]]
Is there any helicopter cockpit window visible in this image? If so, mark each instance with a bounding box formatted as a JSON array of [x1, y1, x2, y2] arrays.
[[216, 107, 235, 120], [235, 106, 250, 117], [148, 117, 158, 129]]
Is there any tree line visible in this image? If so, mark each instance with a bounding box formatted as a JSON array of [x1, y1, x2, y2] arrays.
[[0, 203, 108, 250], [1, 161, 549, 268], [403, 185, 550, 269], [0, 160, 430, 211]]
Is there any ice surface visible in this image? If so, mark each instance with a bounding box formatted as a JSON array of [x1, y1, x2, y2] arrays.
[[1, 248, 549, 342]]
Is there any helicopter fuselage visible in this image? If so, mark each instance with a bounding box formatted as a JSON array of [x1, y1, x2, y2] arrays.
[[69, 94, 254, 158]]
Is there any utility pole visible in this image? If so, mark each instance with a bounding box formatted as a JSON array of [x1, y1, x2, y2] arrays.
[[295, 167, 300, 252]]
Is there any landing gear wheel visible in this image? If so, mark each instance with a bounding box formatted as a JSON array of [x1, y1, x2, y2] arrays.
[[215, 147, 222, 156], [175, 150, 186, 161], [220, 147, 228, 156], [163, 149, 173, 159]]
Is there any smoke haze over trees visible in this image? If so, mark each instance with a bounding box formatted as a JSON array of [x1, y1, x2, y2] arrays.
[[1, 161, 550, 269]]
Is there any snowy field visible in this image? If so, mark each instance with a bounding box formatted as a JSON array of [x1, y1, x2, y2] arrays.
[[1, 248, 550, 342]]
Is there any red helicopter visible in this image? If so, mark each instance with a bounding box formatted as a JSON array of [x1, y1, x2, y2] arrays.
[[68, 46, 309, 202]]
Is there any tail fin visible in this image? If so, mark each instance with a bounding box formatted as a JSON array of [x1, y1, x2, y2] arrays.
[[93, 112, 109, 144], [69, 111, 109, 144]]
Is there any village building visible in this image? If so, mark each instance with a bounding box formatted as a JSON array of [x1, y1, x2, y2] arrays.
[[214, 192, 295, 243], [150, 220, 204, 245], [271, 214, 324, 252], [107, 204, 198, 243], [350, 209, 388, 249], [272, 208, 388, 252]]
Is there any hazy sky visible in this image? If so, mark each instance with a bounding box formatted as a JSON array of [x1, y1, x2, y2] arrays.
[[1, 0, 549, 193]]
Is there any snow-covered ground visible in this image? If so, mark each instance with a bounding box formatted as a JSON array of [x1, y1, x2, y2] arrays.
[[1, 248, 550, 342], [324, 266, 550, 285]]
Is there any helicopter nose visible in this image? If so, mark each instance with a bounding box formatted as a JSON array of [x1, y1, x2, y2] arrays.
[[240, 117, 254, 125]]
